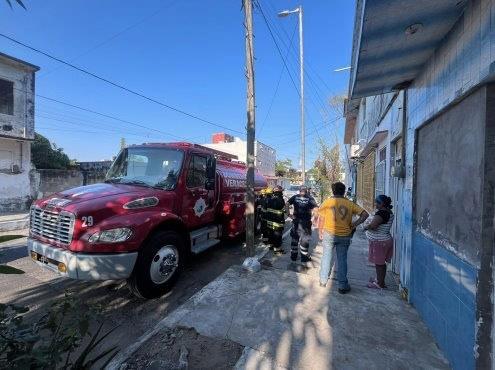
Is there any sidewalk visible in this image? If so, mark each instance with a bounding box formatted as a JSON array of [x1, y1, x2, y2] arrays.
[[113, 231, 449, 369], [0, 212, 29, 234]]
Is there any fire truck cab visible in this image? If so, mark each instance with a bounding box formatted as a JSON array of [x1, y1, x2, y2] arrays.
[[28, 142, 266, 298]]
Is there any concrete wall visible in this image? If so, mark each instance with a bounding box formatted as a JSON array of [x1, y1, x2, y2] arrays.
[[0, 168, 107, 213], [0, 56, 37, 213], [410, 87, 486, 370], [415, 88, 484, 267], [0, 138, 34, 213], [401, 2, 495, 366], [34, 170, 84, 199], [34, 169, 106, 199], [0, 60, 36, 140]]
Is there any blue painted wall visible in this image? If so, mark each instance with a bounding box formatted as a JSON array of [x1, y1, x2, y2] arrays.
[[410, 231, 477, 370]]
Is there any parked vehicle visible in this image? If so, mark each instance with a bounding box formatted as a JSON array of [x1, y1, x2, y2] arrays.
[[27, 142, 267, 298], [284, 184, 301, 201]]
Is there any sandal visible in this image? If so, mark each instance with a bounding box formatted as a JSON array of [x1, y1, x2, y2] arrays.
[[367, 281, 383, 289]]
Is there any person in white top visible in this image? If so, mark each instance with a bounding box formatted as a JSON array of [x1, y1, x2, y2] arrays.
[[364, 195, 394, 289]]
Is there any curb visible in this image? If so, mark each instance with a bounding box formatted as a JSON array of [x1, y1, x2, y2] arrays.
[[107, 226, 293, 369]]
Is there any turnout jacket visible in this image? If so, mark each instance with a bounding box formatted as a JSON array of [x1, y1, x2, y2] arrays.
[[288, 194, 318, 221], [264, 194, 286, 229]]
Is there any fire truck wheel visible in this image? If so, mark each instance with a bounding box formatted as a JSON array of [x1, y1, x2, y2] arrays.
[[128, 230, 185, 299]]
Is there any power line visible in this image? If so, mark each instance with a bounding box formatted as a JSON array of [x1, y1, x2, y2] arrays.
[[259, 0, 344, 121], [1, 33, 244, 135], [13, 86, 210, 144], [254, 1, 300, 96], [38, 0, 179, 78], [255, 0, 337, 147], [258, 21, 297, 136]]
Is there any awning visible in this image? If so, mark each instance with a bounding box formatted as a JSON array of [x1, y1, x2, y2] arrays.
[[349, 0, 467, 99], [344, 115, 357, 144], [357, 130, 388, 158]]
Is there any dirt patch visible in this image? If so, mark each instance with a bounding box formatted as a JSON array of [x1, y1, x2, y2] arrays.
[[124, 326, 244, 370]]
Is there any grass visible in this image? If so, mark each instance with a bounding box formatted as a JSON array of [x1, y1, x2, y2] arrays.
[[0, 234, 24, 243], [0, 265, 25, 274]]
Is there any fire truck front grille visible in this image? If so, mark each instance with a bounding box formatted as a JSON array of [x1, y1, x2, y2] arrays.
[[30, 207, 75, 245]]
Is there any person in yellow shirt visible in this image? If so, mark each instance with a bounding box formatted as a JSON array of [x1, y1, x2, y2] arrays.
[[317, 182, 368, 293]]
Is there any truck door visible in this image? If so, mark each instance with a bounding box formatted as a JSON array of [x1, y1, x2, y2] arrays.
[[182, 153, 216, 229]]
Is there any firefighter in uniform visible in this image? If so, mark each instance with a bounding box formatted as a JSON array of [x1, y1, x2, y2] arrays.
[[255, 188, 265, 235], [287, 185, 318, 262], [260, 187, 273, 244], [265, 186, 286, 253]]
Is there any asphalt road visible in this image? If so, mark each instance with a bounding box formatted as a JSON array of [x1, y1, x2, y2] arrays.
[[0, 235, 250, 358]]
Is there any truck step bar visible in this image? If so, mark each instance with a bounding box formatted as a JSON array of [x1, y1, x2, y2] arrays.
[[190, 225, 222, 254]]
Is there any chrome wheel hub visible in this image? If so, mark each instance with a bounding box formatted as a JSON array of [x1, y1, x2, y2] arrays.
[[150, 245, 179, 284]]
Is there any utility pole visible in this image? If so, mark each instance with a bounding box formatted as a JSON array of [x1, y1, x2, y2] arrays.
[[298, 6, 305, 185], [243, 0, 256, 257], [278, 6, 305, 184]]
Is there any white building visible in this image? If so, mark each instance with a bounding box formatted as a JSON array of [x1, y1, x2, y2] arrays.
[[0, 53, 39, 213], [204, 135, 276, 177]]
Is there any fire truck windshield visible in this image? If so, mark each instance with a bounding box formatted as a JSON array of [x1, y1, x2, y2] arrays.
[[106, 147, 184, 190]]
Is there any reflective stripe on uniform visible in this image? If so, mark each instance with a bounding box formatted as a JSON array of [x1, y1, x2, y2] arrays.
[[266, 208, 284, 216], [266, 220, 285, 229]]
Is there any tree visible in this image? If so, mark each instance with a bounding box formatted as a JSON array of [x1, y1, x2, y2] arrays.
[[31, 133, 71, 169], [275, 158, 293, 177], [328, 94, 347, 117], [311, 139, 344, 200]]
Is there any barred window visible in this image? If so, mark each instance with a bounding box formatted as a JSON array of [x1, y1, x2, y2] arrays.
[[0, 79, 14, 115]]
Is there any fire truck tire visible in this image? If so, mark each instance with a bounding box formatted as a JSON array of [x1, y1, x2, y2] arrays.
[[127, 230, 185, 299]]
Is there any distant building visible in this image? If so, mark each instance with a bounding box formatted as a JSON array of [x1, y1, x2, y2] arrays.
[[77, 160, 113, 172], [203, 133, 276, 177], [0, 53, 39, 213]]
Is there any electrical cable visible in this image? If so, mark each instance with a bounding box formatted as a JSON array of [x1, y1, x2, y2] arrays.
[[39, 0, 179, 78], [258, 21, 297, 136], [1, 33, 244, 135]]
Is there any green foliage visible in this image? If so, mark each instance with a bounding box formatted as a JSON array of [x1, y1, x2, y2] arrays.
[[0, 291, 118, 369], [0, 235, 24, 243], [275, 158, 292, 177], [275, 158, 300, 181], [312, 140, 344, 200], [0, 265, 24, 274], [31, 133, 72, 169]]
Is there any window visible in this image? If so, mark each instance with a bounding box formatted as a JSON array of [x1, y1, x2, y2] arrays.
[[379, 147, 387, 162], [0, 79, 14, 115], [186, 155, 207, 188], [128, 153, 148, 177], [106, 147, 184, 190], [375, 147, 387, 198]]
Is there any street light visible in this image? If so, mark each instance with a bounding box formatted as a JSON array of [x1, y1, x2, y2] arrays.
[[278, 5, 305, 185]]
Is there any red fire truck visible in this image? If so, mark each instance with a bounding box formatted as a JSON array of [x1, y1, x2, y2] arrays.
[[28, 142, 266, 298]]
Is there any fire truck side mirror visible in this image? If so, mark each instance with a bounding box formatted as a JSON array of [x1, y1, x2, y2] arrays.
[[205, 156, 216, 190], [205, 179, 215, 191]]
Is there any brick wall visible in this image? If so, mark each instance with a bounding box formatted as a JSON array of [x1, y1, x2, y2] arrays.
[[361, 152, 375, 212]]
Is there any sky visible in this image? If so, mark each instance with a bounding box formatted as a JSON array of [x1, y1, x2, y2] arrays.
[[0, 0, 355, 169]]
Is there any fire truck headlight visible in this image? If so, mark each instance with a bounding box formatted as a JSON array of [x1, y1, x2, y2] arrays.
[[88, 228, 132, 243]]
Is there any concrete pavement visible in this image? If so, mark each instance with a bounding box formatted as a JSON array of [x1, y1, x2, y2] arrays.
[[0, 235, 256, 366], [116, 230, 449, 369]]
